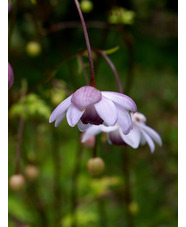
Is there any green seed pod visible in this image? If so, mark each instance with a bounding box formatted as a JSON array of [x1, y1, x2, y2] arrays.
[[87, 157, 105, 176]]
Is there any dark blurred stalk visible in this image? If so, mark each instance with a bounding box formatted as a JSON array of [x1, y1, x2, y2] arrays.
[[15, 116, 24, 174], [117, 25, 134, 95], [52, 129, 63, 226], [122, 149, 133, 227], [97, 198, 108, 227], [70, 133, 84, 227]]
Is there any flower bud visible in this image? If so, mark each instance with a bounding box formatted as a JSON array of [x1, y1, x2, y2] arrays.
[[80, 0, 93, 13], [24, 165, 39, 181], [9, 174, 25, 191], [128, 201, 139, 215], [26, 41, 41, 57], [87, 157, 105, 176], [8, 62, 14, 90], [81, 133, 95, 148]]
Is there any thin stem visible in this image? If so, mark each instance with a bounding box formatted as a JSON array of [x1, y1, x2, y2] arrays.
[[15, 117, 24, 174], [93, 137, 97, 158], [74, 0, 95, 87], [95, 49, 123, 93]]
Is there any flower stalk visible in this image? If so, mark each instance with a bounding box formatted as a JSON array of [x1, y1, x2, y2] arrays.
[[74, 0, 95, 87]]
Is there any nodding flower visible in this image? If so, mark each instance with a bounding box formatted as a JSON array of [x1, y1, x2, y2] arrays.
[[81, 112, 162, 152], [49, 85, 137, 134]]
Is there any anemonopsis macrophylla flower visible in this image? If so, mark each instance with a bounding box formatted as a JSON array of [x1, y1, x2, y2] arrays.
[[49, 85, 137, 134], [81, 112, 162, 152], [8, 62, 14, 90]]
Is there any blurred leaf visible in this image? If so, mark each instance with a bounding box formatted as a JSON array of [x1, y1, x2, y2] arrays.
[[9, 196, 34, 223], [9, 93, 51, 119]]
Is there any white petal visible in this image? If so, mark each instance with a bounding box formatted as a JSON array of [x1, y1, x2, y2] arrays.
[[66, 104, 85, 127], [95, 96, 117, 126], [77, 120, 91, 132], [119, 126, 141, 148], [54, 112, 66, 127], [141, 130, 155, 152], [81, 125, 102, 143], [102, 91, 137, 112], [139, 124, 162, 146], [100, 124, 119, 133], [115, 104, 133, 134], [49, 95, 72, 123]]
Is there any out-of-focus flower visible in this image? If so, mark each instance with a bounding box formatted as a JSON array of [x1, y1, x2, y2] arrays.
[[8, 62, 14, 90], [81, 132, 95, 148], [49, 86, 137, 134], [82, 112, 162, 152], [8, 2, 11, 12]]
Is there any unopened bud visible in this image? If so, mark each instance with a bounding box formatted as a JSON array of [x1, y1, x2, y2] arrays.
[[24, 165, 39, 181], [81, 133, 95, 148], [26, 41, 41, 57], [87, 157, 105, 176], [9, 174, 25, 191]]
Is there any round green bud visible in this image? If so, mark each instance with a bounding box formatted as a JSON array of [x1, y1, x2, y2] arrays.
[[80, 0, 93, 13], [87, 157, 105, 176], [26, 41, 41, 57]]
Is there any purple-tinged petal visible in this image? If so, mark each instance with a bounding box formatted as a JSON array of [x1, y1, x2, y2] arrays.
[[141, 130, 155, 152], [71, 86, 102, 110], [54, 112, 66, 127], [100, 124, 118, 133], [66, 104, 85, 127], [77, 120, 91, 132], [108, 129, 127, 146], [102, 91, 137, 112], [138, 123, 162, 146], [119, 126, 141, 148], [81, 125, 102, 143], [95, 96, 117, 126], [115, 103, 133, 134], [49, 95, 72, 123]]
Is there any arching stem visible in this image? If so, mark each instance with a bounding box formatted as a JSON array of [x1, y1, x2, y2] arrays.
[[74, 0, 95, 87]]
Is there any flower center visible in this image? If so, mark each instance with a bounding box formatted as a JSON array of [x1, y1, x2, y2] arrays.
[[132, 112, 146, 123], [81, 105, 103, 125], [71, 86, 102, 110]]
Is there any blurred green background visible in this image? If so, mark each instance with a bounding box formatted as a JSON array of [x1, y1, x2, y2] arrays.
[[8, 0, 177, 226]]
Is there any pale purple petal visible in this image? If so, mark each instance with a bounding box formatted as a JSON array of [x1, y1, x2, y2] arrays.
[[95, 96, 117, 126], [81, 125, 102, 143], [115, 103, 133, 134], [119, 126, 141, 148], [100, 124, 119, 133], [77, 120, 92, 132], [102, 91, 137, 112], [141, 130, 155, 152], [139, 123, 162, 146], [71, 86, 102, 110], [66, 104, 85, 127], [54, 112, 66, 127], [49, 95, 72, 123]]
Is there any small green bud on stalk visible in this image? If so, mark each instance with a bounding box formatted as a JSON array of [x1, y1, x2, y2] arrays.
[[87, 157, 105, 176], [128, 201, 139, 215], [80, 0, 93, 13], [9, 174, 25, 191], [26, 41, 41, 57], [24, 165, 39, 181]]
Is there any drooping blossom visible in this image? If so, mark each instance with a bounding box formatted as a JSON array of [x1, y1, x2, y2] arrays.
[[49, 86, 137, 134], [81, 112, 162, 152], [8, 62, 14, 89]]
